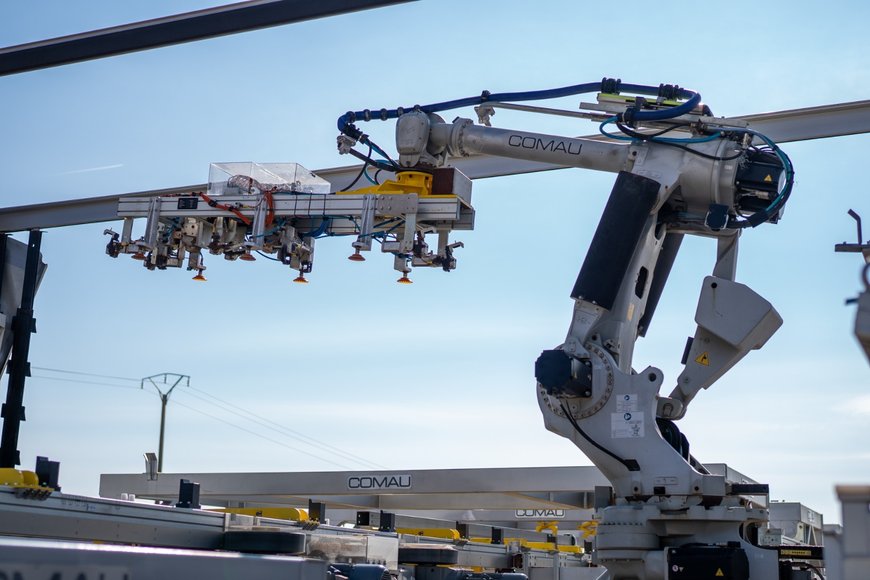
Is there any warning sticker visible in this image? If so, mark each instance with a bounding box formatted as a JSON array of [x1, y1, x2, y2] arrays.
[[763, 174, 773, 182], [695, 352, 710, 366], [616, 394, 639, 413], [612, 411, 644, 438], [715, 568, 725, 577]]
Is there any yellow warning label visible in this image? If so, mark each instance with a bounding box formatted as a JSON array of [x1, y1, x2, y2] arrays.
[[695, 352, 710, 366], [715, 569, 725, 577], [763, 174, 773, 183], [780, 548, 812, 557]]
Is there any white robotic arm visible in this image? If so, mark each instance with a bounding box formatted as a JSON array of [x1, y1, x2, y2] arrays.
[[342, 81, 795, 578]]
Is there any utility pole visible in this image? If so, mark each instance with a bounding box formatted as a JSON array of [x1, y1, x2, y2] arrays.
[[141, 373, 189, 472]]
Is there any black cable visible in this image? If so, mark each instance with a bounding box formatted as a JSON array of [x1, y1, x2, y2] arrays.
[[346, 147, 396, 173], [254, 250, 282, 261], [361, 136, 400, 170], [558, 401, 638, 472], [339, 145, 373, 192], [615, 122, 744, 161], [617, 122, 685, 139]]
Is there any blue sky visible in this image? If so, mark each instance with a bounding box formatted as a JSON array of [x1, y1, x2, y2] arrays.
[[1, 1, 868, 524]]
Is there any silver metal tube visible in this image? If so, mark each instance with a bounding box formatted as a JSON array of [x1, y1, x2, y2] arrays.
[[449, 122, 630, 174]]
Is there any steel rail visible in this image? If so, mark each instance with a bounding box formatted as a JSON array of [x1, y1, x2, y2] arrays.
[[0, 0, 414, 76], [1, 99, 868, 232]]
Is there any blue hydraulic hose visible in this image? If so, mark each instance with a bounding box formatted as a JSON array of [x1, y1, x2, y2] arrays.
[[625, 92, 701, 122], [301, 218, 330, 239], [337, 80, 701, 133]]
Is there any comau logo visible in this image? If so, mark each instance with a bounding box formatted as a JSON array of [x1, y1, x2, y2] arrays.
[[515, 509, 566, 519], [347, 475, 412, 490], [507, 135, 582, 155]]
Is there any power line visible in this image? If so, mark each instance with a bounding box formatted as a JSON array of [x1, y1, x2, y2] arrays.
[[24, 365, 386, 469], [170, 398, 352, 469], [30, 374, 141, 390], [182, 386, 386, 469], [32, 366, 140, 383]]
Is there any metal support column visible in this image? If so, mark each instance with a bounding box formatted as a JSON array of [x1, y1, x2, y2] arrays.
[[0, 231, 42, 468]]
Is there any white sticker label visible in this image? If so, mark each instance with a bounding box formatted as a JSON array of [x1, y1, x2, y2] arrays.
[[616, 394, 640, 413], [612, 411, 644, 438]]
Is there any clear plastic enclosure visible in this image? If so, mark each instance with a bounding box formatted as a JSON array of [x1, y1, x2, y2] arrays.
[[207, 162, 331, 196]]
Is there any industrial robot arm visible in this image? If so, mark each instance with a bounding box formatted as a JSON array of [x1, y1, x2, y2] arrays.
[[345, 83, 790, 474], [338, 80, 794, 578]]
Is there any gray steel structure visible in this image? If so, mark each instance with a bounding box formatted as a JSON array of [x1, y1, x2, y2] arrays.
[[0, 0, 415, 77], [100, 465, 611, 511], [0, 100, 868, 233], [0, 537, 328, 580]]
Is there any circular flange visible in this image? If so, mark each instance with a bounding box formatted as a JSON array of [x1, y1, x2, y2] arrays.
[[540, 344, 614, 420]]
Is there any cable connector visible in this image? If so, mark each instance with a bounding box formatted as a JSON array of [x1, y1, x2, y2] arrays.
[[658, 83, 682, 101], [340, 122, 363, 140], [600, 77, 622, 94], [337, 134, 357, 155]]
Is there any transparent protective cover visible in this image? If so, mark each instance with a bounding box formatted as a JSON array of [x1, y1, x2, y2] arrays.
[[208, 162, 331, 195]]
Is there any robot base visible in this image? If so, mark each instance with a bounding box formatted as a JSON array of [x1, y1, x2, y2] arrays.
[[593, 501, 779, 579]]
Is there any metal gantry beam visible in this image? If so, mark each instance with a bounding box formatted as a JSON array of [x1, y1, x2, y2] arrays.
[[1, 99, 869, 233], [0, 0, 414, 77]]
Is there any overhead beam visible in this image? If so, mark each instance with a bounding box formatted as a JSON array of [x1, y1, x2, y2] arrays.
[[735, 99, 870, 143], [0, 0, 414, 77], [1, 99, 869, 233]]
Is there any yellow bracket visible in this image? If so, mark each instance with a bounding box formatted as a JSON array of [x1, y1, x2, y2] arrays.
[[210, 507, 309, 521], [397, 527, 461, 540], [337, 171, 436, 197], [579, 520, 598, 538], [0, 468, 53, 499], [599, 93, 682, 107], [469, 536, 578, 552], [512, 539, 556, 551], [535, 521, 559, 534]]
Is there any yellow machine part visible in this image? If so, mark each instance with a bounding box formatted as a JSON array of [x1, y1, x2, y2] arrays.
[[397, 527, 461, 540], [599, 93, 681, 107], [210, 507, 309, 521], [468, 536, 579, 553], [0, 468, 41, 488], [0, 468, 54, 498], [535, 521, 559, 534], [579, 520, 598, 538], [337, 171, 440, 198], [504, 539, 581, 554]]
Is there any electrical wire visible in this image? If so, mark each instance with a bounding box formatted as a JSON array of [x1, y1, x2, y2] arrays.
[[32, 366, 139, 383], [558, 401, 639, 472], [181, 386, 386, 469], [255, 250, 282, 261], [336, 79, 701, 133], [170, 398, 353, 469], [726, 128, 795, 228], [198, 192, 252, 225], [347, 147, 396, 173], [598, 114, 793, 228], [340, 145, 374, 192], [336, 79, 702, 173], [25, 365, 386, 469], [30, 374, 141, 390], [599, 117, 723, 145]]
